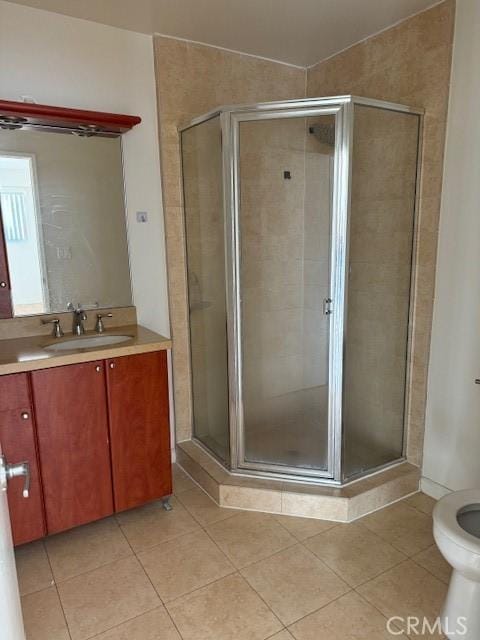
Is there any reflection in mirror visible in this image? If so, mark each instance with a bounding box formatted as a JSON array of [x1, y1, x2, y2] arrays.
[[0, 129, 133, 317]]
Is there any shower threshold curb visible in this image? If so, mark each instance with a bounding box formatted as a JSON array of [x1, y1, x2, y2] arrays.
[[176, 440, 420, 522]]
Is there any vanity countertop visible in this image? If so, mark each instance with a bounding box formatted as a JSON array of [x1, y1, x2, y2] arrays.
[[0, 324, 172, 376]]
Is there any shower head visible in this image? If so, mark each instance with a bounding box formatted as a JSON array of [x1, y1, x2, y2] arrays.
[[308, 123, 335, 146]]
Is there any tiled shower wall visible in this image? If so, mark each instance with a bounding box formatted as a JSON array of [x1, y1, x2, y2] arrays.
[[154, 0, 455, 466]]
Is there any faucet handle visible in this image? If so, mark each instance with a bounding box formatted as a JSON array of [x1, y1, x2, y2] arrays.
[[67, 302, 99, 312], [41, 317, 64, 338], [95, 313, 113, 334]]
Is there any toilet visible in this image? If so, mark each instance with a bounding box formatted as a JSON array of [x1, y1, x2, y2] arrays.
[[433, 489, 480, 639]]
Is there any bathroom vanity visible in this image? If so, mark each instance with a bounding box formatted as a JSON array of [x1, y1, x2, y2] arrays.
[[0, 100, 173, 546], [0, 326, 172, 546]]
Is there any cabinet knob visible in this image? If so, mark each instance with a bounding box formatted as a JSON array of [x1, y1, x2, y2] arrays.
[[109, 362, 115, 369], [95, 365, 102, 372], [0, 281, 6, 288], [20, 412, 29, 420]]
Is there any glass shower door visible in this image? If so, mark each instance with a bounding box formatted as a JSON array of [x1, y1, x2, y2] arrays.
[[182, 116, 230, 464], [235, 110, 340, 477], [342, 104, 420, 479]]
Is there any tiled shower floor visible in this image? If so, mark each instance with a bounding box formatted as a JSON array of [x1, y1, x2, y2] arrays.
[[17, 465, 450, 639]]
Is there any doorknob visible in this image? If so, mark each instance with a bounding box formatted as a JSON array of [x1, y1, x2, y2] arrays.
[[0, 455, 30, 498], [0, 281, 6, 288]]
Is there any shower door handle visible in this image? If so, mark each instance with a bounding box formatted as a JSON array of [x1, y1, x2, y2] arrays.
[[323, 298, 333, 315]]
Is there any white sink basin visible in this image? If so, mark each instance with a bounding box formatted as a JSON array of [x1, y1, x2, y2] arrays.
[[45, 334, 133, 352]]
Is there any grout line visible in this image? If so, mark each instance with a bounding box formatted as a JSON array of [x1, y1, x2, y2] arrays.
[[237, 540, 303, 574], [131, 556, 185, 640], [403, 493, 436, 518], [195, 519, 288, 628], [113, 497, 238, 629], [352, 588, 413, 639], [87, 605, 174, 640], [174, 487, 238, 527], [40, 541, 73, 640], [234, 572, 285, 631], [15, 539, 56, 597], [409, 546, 450, 586], [296, 540, 351, 589], [202, 515, 298, 571], [134, 526, 205, 557], [287, 587, 354, 632], [161, 570, 244, 609], [271, 512, 340, 542], [358, 504, 434, 558], [44, 531, 135, 584], [44, 522, 163, 639], [287, 552, 444, 638], [137, 532, 237, 606], [241, 549, 354, 630], [352, 554, 447, 634], [199, 507, 355, 630], [105, 523, 186, 639], [265, 630, 288, 639], [301, 526, 409, 590]]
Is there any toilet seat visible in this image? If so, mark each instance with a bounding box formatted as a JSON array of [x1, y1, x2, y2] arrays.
[[433, 489, 480, 556]]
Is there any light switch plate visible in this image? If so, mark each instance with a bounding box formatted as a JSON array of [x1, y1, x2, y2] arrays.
[[56, 246, 72, 260]]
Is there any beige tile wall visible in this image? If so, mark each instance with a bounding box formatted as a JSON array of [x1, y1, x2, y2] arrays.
[[154, 37, 306, 442], [306, 0, 455, 465]]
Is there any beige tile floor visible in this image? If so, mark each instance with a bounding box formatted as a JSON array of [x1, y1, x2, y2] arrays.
[[17, 465, 451, 640]]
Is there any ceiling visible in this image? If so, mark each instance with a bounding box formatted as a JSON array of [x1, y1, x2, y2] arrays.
[[5, 0, 441, 67]]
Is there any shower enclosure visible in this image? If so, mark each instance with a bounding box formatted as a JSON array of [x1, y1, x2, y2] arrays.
[[181, 95, 422, 484]]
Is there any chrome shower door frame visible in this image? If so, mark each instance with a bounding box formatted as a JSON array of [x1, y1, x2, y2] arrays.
[[180, 95, 424, 486], [222, 98, 354, 482]]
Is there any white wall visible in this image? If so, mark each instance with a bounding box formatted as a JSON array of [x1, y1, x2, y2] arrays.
[[422, 0, 480, 497], [0, 0, 170, 336]]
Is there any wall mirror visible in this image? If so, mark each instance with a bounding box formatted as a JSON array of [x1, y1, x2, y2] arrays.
[[0, 126, 132, 318]]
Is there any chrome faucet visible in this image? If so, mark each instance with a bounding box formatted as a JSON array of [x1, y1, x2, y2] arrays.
[[41, 317, 64, 338], [67, 303, 87, 336], [95, 312, 113, 333]]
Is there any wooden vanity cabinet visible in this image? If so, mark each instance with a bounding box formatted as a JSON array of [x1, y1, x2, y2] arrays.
[[1, 349, 171, 541], [31, 360, 114, 534], [106, 350, 172, 512], [0, 373, 46, 545]]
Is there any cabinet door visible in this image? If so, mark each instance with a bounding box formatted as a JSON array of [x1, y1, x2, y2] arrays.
[[107, 351, 171, 512], [31, 361, 113, 534], [0, 374, 45, 545]]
